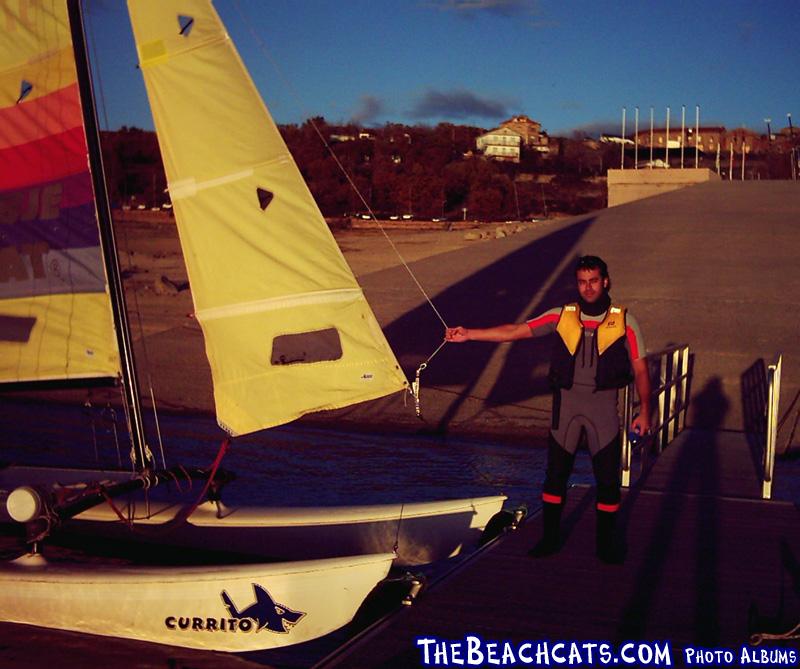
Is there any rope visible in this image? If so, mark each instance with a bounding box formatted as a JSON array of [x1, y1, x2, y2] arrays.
[[98, 439, 230, 533], [113, 214, 167, 469], [100, 488, 132, 525], [750, 622, 800, 645], [783, 407, 800, 454], [169, 439, 230, 524], [83, 399, 99, 463], [392, 502, 405, 554], [150, 386, 167, 469], [102, 403, 123, 468]]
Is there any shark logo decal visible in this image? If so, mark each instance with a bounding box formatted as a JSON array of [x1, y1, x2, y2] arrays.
[[221, 584, 306, 634]]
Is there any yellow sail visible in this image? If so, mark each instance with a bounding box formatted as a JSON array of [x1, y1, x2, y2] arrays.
[[0, 1, 120, 383], [127, 1, 407, 435]]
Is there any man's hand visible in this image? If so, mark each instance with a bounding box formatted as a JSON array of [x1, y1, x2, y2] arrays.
[[630, 412, 651, 437], [445, 326, 469, 343]]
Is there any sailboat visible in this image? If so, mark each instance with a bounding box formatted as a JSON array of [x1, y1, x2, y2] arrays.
[[0, 0, 508, 650]]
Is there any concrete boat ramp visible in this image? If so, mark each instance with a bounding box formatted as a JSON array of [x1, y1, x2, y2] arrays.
[[318, 429, 800, 668]]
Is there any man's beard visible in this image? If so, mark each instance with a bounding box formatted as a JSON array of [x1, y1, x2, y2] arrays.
[[578, 290, 611, 316]]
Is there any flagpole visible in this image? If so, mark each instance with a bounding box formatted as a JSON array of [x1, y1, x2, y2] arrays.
[[621, 107, 626, 169], [695, 105, 700, 168], [680, 105, 685, 169]]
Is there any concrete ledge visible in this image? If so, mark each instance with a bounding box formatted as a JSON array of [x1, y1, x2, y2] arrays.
[[607, 168, 720, 206]]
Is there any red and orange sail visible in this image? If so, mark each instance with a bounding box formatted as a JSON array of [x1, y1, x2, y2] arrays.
[[0, 1, 119, 383]]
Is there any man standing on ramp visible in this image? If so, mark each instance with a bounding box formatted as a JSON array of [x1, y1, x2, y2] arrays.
[[445, 255, 651, 564]]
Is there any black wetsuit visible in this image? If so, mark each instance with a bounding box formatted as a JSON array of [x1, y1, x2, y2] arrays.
[[526, 297, 645, 511]]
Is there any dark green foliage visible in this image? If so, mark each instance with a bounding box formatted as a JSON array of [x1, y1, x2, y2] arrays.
[[101, 120, 617, 219]]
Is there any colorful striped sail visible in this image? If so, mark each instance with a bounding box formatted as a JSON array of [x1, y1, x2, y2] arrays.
[[0, 1, 120, 383], [127, 0, 408, 435]]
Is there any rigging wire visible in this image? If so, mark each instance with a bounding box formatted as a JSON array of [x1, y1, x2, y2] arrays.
[[228, 0, 449, 334], [86, 5, 167, 468], [85, 3, 111, 135]]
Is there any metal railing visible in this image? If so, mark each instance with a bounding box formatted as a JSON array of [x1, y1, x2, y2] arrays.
[[621, 344, 691, 488], [762, 354, 782, 500]]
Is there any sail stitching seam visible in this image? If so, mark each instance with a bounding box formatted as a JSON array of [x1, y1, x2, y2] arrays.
[[169, 155, 292, 199], [196, 288, 363, 321], [218, 358, 394, 383]]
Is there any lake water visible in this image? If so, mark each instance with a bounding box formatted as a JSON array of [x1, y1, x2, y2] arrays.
[[3, 397, 800, 513], [0, 397, 581, 512]]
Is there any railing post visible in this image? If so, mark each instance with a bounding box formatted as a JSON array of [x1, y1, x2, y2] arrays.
[[762, 354, 782, 499], [678, 347, 689, 432], [621, 385, 633, 488], [657, 356, 667, 452], [620, 344, 691, 488], [668, 348, 680, 442]]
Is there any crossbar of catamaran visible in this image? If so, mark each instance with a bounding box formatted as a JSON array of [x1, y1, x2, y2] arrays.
[[0, 0, 513, 652]]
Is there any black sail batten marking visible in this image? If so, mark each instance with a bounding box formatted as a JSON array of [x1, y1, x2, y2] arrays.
[[257, 187, 274, 211], [17, 80, 33, 104], [178, 15, 194, 36]]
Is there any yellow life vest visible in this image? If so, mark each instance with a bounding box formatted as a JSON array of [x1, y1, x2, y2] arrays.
[[556, 303, 627, 356]]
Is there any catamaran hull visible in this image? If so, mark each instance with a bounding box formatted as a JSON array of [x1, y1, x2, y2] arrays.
[[66, 494, 508, 565], [0, 552, 392, 652], [0, 465, 506, 565]]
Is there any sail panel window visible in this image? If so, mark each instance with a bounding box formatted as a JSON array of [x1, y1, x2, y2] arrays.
[[0, 315, 36, 343], [271, 328, 342, 366]]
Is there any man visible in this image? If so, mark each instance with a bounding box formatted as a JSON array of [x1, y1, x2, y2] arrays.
[[445, 255, 650, 564]]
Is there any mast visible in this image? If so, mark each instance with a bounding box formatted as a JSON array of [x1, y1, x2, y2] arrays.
[[66, 0, 150, 469]]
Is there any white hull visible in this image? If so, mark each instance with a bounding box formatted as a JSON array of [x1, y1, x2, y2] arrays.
[[1, 466, 506, 565], [0, 551, 392, 652]]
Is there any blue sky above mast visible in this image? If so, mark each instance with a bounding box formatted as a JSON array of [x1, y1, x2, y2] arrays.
[[85, 0, 800, 136]]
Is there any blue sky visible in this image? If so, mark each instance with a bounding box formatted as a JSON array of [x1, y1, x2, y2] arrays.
[[85, 0, 800, 137]]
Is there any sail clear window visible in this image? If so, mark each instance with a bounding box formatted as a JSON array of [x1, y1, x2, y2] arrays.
[[271, 328, 343, 366]]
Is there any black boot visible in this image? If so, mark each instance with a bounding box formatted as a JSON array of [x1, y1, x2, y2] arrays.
[[528, 501, 563, 558], [596, 509, 623, 564]]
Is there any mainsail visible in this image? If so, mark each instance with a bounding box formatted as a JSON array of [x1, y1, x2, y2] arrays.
[[127, 1, 408, 435], [0, 1, 120, 384]]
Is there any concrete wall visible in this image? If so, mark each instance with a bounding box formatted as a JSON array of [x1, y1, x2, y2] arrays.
[[607, 168, 720, 207]]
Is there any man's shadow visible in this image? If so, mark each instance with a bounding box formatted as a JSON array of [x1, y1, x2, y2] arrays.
[[616, 376, 729, 644]]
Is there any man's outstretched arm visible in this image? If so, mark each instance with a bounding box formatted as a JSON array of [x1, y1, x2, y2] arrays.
[[445, 323, 533, 343]]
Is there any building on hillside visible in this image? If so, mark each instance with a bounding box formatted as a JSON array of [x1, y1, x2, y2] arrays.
[[722, 128, 767, 153], [476, 115, 550, 162], [775, 126, 799, 152], [476, 126, 522, 162], [502, 115, 550, 152], [632, 126, 773, 154], [632, 126, 726, 153]]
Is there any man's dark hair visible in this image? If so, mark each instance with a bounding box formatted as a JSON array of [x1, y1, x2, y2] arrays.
[[575, 255, 609, 278]]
